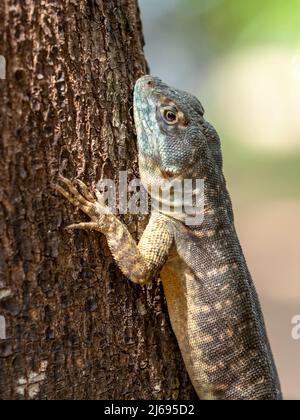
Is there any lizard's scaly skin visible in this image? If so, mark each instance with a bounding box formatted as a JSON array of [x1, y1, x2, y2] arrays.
[[55, 76, 282, 400]]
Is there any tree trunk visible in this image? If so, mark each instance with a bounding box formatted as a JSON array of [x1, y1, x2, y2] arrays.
[[0, 0, 196, 400]]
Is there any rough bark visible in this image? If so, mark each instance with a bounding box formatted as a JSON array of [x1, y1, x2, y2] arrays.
[[0, 0, 196, 400]]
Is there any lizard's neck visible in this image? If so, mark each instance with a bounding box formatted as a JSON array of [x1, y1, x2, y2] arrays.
[[139, 156, 226, 226]]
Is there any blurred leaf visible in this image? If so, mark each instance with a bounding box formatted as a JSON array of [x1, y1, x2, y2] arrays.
[[222, 140, 300, 201], [174, 0, 300, 52]]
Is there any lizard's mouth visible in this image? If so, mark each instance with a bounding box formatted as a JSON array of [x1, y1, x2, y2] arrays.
[[159, 161, 196, 181], [160, 169, 178, 179]]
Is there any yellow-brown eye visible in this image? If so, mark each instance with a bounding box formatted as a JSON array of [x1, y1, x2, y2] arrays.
[[162, 107, 178, 124]]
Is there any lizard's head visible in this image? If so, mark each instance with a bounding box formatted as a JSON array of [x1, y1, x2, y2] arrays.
[[134, 75, 208, 179]]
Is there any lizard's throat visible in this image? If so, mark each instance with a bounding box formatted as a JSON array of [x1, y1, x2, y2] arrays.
[[139, 157, 204, 224]]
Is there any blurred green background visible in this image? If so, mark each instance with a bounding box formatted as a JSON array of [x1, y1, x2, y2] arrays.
[[139, 0, 300, 399]]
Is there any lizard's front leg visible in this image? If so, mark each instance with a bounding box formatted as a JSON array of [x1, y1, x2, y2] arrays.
[[54, 176, 174, 285]]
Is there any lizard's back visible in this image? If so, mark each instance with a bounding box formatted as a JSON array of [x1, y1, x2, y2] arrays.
[[161, 215, 282, 400]]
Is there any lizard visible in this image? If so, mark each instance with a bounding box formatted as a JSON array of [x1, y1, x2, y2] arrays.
[[55, 75, 282, 400]]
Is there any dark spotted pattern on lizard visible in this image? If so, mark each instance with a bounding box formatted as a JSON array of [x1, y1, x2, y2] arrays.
[[55, 76, 282, 400]]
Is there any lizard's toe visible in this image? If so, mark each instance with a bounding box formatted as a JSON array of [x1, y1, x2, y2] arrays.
[[76, 179, 96, 202], [66, 222, 101, 231]]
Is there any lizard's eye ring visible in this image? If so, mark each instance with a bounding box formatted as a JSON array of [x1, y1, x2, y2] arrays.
[[161, 107, 178, 125]]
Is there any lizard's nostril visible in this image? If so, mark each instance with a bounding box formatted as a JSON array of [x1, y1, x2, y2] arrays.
[[136, 75, 157, 89]]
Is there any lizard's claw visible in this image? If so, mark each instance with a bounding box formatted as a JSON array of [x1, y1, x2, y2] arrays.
[[54, 176, 96, 218], [54, 176, 106, 219], [75, 179, 96, 202], [53, 176, 115, 235]]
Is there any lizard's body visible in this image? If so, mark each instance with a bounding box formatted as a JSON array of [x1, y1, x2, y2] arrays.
[[55, 76, 282, 400]]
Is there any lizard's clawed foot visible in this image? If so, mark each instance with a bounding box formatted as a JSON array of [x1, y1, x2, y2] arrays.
[[53, 176, 112, 232]]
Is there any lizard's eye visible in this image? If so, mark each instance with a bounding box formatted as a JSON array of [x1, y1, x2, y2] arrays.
[[161, 107, 178, 125]]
